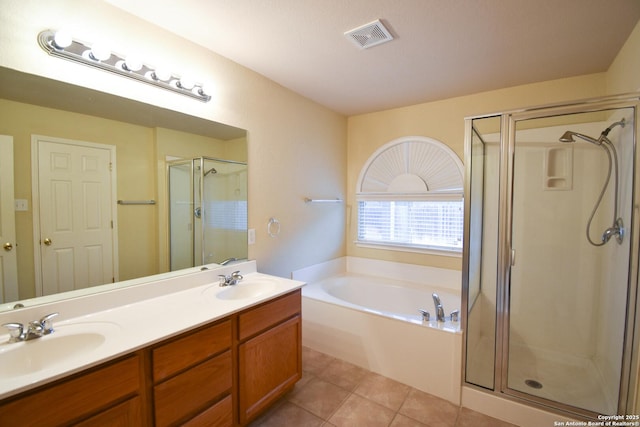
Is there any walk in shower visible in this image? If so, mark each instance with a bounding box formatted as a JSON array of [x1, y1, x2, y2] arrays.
[[463, 94, 640, 419], [167, 157, 247, 271]]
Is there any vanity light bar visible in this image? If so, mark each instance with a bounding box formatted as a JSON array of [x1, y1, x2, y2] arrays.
[[37, 30, 211, 102]]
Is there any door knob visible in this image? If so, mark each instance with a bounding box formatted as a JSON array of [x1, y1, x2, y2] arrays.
[[3, 242, 12, 251], [43, 238, 52, 246]]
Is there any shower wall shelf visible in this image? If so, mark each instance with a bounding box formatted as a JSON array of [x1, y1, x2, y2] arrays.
[[117, 200, 156, 205], [543, 146, 573, 191], [304, 198, 343, 203]]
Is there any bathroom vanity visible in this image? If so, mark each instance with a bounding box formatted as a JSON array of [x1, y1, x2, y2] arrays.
[[0, 261, 303, 426]]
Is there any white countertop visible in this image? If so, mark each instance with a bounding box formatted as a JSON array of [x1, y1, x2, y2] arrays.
[[0, 261, 305, 399]]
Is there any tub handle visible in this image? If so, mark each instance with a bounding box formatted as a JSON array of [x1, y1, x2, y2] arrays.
[[450, 310, 460, 322], [418, 309, 430, 321]]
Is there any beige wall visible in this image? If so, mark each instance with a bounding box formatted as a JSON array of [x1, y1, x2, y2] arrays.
[[0, 0, 348, 279], [1, 1, 638, 280], [346, 19, 640, 271], [346, 73, 607, 270], [607, 20, 640, 95]]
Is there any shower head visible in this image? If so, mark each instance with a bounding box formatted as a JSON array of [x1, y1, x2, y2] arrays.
[[559, 118, 626, 145], [559, 131, 576, 143], [204, 167, 217, 176], [559, 131, 602, 145]]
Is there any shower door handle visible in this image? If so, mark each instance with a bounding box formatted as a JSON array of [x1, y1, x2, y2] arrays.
[[510, 248, 516, 266]]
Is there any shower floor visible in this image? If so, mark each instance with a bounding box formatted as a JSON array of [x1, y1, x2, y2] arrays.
[[507, 342, 615, 415], [466, 337, 616, 415]]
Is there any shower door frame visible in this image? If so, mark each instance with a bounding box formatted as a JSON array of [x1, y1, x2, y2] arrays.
[[462, 93, 640, 419]]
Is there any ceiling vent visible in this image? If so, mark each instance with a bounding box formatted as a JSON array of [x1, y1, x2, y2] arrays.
[[344, 19, 394, 49]]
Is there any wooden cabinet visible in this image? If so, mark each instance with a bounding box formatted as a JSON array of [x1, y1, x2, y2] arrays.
[[0, 288, 301, 427], [0, 353, 144, 426], [152, 320, 232, 427], [74, 396, 143, 427], [238, 290, 302, 425]]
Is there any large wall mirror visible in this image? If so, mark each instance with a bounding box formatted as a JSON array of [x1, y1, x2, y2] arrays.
[[0, 67, 248, 312]]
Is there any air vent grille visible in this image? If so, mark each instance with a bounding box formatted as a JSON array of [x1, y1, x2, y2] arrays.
[[344, 19, 394, 49]]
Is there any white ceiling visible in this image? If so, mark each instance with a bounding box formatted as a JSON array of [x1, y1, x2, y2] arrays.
[[104, 0, 640, 116]]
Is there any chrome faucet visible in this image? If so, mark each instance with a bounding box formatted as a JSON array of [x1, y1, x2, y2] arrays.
[[219, 271, 243, 287], [3, 312, 59, 342], [432, 293, 445, 322], [220, 257, 238, 266]]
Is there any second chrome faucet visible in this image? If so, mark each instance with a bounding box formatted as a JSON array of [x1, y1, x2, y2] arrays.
[[3, 312, 59, 343], [219, 271, 243, 287]]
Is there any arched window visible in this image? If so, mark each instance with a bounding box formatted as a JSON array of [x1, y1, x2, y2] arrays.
[[356, 136, 464, 255]]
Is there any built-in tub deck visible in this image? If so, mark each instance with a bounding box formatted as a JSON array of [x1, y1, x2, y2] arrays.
[[293, 257, 462, 404]]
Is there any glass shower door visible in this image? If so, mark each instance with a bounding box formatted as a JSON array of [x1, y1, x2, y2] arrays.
[[506, 108, 634, 415], [200, 158, 248, 265], [168, 160, 194, 271]]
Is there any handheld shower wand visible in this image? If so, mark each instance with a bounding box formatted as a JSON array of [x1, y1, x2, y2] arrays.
[[558, 119, 625, 246]]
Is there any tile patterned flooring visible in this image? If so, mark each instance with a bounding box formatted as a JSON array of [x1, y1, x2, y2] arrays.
[[249, 347, 517, 427]]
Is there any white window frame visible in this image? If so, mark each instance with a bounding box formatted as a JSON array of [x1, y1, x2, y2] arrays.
[[355, 136, 464, 257]]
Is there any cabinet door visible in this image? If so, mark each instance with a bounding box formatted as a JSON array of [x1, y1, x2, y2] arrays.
[[238, 315, 301, 424]]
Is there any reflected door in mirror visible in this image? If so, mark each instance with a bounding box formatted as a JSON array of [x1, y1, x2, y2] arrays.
[[35, 137, 117, 296], [0, 135, 18, 302]]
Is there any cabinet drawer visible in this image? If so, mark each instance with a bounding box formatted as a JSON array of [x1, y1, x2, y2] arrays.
[[153, 319, 231, 382], [238, 289, 301, 341], [0, 353, 140, 426], [74, 396, 142, 427], [183, 394, 232, 427], [154, 350, 232, 427]]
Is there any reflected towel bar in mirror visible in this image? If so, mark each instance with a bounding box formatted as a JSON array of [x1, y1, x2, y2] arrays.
[[304, 198, 343, 203], [117, 200, 156, 205]]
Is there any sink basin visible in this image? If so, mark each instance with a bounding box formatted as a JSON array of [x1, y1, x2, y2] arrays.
[[0, 322, 119, 378], [212, 277, 279, 300]]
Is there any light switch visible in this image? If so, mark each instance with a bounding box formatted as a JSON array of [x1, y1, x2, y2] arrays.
[[248, 228, 256, 245], [14, 199, 28, 211]]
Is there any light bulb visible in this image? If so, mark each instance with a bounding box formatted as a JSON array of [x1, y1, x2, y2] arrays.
[[89, 42, 111, 61], [152, 67, 172, 82], [123, 54, 143, 72], [177, 76, 195, 90], [52, 30, 72, 49]]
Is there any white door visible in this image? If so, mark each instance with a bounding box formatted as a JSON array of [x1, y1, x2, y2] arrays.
[[0, 135, 19, 303], [33, 136, 117, 296]]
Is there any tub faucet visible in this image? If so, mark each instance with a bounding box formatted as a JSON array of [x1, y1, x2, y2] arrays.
[[432, 293, 445, 322]]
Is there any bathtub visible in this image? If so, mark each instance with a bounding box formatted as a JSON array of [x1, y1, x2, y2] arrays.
[[293, 257, 463, 404]]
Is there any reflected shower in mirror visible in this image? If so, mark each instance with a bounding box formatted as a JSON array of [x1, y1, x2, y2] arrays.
[[0, 67, 248, 311], [168, 157, 247, 271]]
